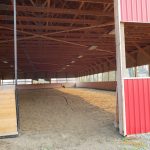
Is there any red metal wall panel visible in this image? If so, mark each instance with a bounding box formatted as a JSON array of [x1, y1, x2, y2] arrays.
[[124, 78, 150, 135], [120, 0, 150, 23]]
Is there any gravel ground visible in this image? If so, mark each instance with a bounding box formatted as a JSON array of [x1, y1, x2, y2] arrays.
[[0, 88, 150, 150]]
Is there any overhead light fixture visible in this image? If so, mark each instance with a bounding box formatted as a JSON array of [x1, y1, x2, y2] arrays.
[[88, 45, 98, 51], [3, 60, 8, 64], [66, 65, 70, 67], [108, 29, 115, 35], [10, 65, 14, 68], [71, 61, 75, 63], [77, 55, 83, 59], [62, 68, 66, 70]]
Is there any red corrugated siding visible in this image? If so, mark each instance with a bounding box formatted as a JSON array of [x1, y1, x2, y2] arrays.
[[124, 78, 150, 135], [120, 0, 150, 23]]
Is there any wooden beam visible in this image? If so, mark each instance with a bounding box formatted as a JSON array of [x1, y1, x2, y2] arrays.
[[29, 0, 36, 6], [134, 43, 150, 60], [0, 26, 113, 54], [126, 51, 136, 64], [0, 15, 99, 26], [70, 2, 84, 26], [0, 22, 114, 43], [114, 0, 126, 136], [65, 0, 113, 4], [0, 4, 113, 17]]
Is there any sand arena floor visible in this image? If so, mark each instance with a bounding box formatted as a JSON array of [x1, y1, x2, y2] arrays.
[[0, 88, 150, 150]]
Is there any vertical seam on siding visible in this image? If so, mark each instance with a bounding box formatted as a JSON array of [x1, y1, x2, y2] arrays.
[[145, 0, 148, 22], [132, 79, 136, 134], [147, 79, 150, 131], [142, 80, 146, 132], [127, 80, 131, 134], [137, 79, 141, 133]]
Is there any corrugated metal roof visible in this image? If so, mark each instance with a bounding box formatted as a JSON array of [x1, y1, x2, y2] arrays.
[[120, 0, 150, 23], [124, 78, 150, 135]]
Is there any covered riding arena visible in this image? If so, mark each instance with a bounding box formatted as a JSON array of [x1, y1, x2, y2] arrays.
[[0, 0, 150, 149]]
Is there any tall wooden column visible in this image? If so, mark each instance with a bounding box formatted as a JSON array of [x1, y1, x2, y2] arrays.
[[149, 64, 150, 77], [13, 0, 19, 134], [114, 0, 127, 136], [13, 0, 18, 85]]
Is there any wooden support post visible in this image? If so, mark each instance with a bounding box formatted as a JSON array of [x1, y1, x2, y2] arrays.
[[114, 0, 127, 136], [149, 64, 150, 77], [13, 0, 18, 86], [13, 0, 19, 133]]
